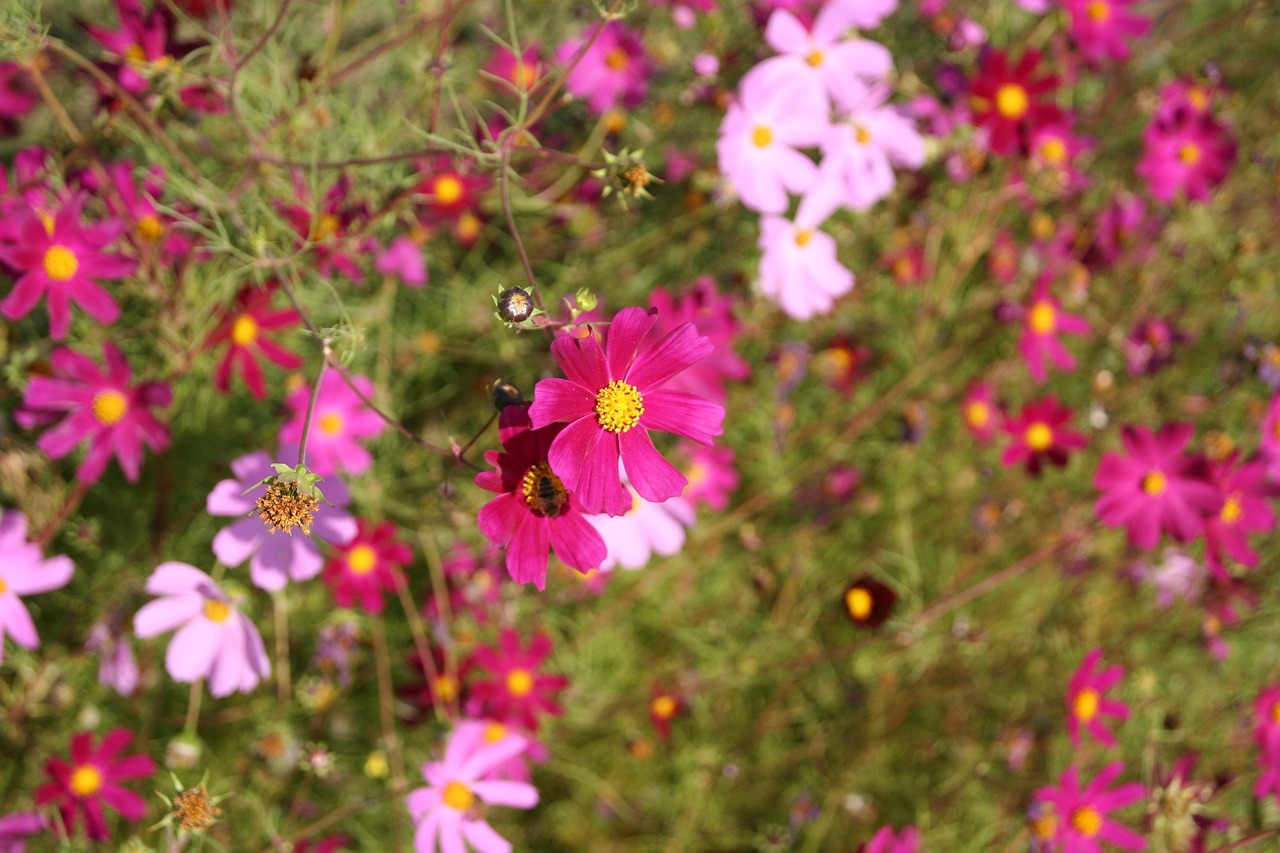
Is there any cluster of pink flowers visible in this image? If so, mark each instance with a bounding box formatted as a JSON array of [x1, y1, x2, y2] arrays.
[[1137, 80, 1237, 204]]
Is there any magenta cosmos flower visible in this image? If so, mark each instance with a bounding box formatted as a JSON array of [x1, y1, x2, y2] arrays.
[[0, 811, 46, 853], [1017, 275, 1090, 383], [554, 21, 652, 115], [207, 450, 358, 590], [21, 343, 171, 484], [1000, 396, 1087, 475], [967, 49, 1062, 156], [647, 277, 750, 405], [133, 562, 270, 697], [1203, 454, 1275, 579], [1035, 763, 1146, 852], [1255, 687, 1280, 805], [1066, 648, 1130, 748], [279, 370, 386, 477], [1063, 0, 1151, 63], [862, 825, 920, 853], [0, 510, 74, 665], [528, 306, 725, 517], [206, 282, 304, 399], [34, 729, 156, 843], [406, 721, 538, 853], [961, 382, 1000, 443], [475, 405, 606, 591], [465, 629, 567, 733], [0, 192, 136, 339], [1094, 423, 1222, 549], [1137, 111, 1236, 204], [322, 519, 413, 614]]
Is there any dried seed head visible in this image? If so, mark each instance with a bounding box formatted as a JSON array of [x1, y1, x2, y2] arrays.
[[255, 480, 319, 537], [172, 784, 221, 832]]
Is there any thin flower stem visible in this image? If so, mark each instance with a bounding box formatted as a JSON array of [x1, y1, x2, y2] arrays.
[[370, 615, 407, 853], [456, 410, 497, 460], [183, 679, 204, 735], [391, 562, 452, 723], [296, 357, 329, 468], [499, 145, 538, 295], [254, 795, 390, 853], [273, 590, 292, 709]]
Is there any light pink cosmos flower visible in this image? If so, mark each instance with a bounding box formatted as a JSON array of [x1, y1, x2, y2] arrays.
[[761, 4, 892, 111], [85, 618, 139, 697], [716, 61, 829, 214], [1065, 648, 1130, 748], [133, 562, 270, 697], [529, 306, 725, 517], [406, 721, 538, 853], [758, 183, 854, 319], [1016, 274, 1090, 383], [207, 450, 358, 591], [0, 511, 74, 666], [586, 480, 696, 571], [279, 371, 386, 477], [820, 87, 926, 210], [554, 21, 651, 114], [1035, 763, 1146, 852], [0, 192, 136, 339], [827, 0, 899, 29], [20, 343, 171, 484], [1063, 0, 1151, 63]]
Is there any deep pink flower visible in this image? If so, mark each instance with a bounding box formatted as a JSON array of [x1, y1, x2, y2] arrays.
[[21, 342, 171, 483], [758, 183, 854, 319], [206, 282, 304, 399], [681, 443, 739, 511], [0, 192, 136, 338], [1028, 120, 1093, 192], [0, 62, 37, 131], [1063, 0, 1151, 63], [1123, 317, 1189, 377], [406, 721, 538, 853], [1094, 424, 1222, 549], [465, 630, 567, 733], [475, 405, 606, 591], [279, 371, 387, 477], [1203, 455, 1275, 579], [0, 511, 74, 665], [968, 49, 1063, 156], [1016, 274, 1090, 383], [280, 173, 367, 281], [133, 562, 270, 697], [84, 0, 193, 97], [1066, 648, 1130, 748], [415, 155, 490, 225], [861, 825, 921, 853], [375, 236, 428, 288], [529, 306, 725, 516], [323, 520, 413, 614], [99, 160, 194, 260], [555, 21, 652, 114], [0, 811, 46, 853], [1137, 113, 1236, 204], [1255, 687, 1280, 806], [647, 277, 750, 404], [1000, 396, 1087, 475], [34, 729, 156, 842], [961, 382, 1000, 443], [1086, 193, 1155, 270], [1036, 763, 1146, 852], [485, 44, 544, 95], [1262, 393, 1280, 481]]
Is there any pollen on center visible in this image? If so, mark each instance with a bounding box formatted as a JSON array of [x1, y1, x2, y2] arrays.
[[965, 401, 990, 428], [347, 544, 378, 575], [319, 413, 344, 435], [1086, 0, 1112, 22], [1039, 137, 1068, 165], [442, 780, 475, 812], [232, 314, 259, 347], [91, 390, 129, 426], [1029, 301, 1057, 335], [433, 175, 464, 206], [69, 765, 104, 797], [604, 48, 629, 72], [806, 49, 824, 68], [1025, 423, 1054, 451], [845, 586, 873, 621], [1073, 687, 1099, 722], [995, 83, 1030, 119], [1178, 144, 1202, 166], [1070, 805, 1102, 837], [1142, 470, 1167, 495], [507, 669, 534, 697], [137, 214, 166, 242], [751, 125, 773, 148], [651, 695, 677, 719], [203, 600, 231, 623], [43, 245, 79, 282], [595, 380, 645, 432]]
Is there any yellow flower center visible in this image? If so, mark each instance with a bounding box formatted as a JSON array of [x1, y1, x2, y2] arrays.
[[1086, 1, 1111, 22], [965, 401, 990, 429], [456, 212, 482, 243], [484, 722, 507, 743], [91, 390, 129, 426], [1025, 423, 1054, 452], [752, 126, 773, 148], [806, 49, 824, 67], [137, 214, 165, 242], [38, 211, 55, 236], [1142, 471, 1167, 495], [995, 83, 1029, 119], [794, 229, 813, 248], [1073, 687, 1100, 722], [347, 544, 378, 575], [604, 48, 629, 72], [69, 765, 104, 797], [1029, 301, 1057, 335], [203, 600, 230, 623], [231, 314, 259, 347], [1071, 805, 1102, 837], [1221, 495, 1242, 524], [506, 669, 534, 697], [1271, 701, 1280, 723], [514, 62, 537, 89], [433, 175, 464, 206], [442, 780, 475, 811], [845, 587, 873, 621], [520, 461, 568, 517], [311, 214, 339, 242], [319, 413, 343, 435], [0, 577, 6, 595], [651, 695, 677, 719], [1178, 144, 1202, 166], [595, 380, 645, 432], [854, 124, 871, 145], [43, 245, 79, 282], [435, 674, 458, 702], [686, 461, 708, 488], [1031, 211, 1055, 241], [1188, 87, 1208, 112], [1031, 814, 1057, 839], [124, 44, 147, 64], [1039, 137, 1068, 165]]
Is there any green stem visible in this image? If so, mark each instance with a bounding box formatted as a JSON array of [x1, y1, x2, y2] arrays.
[[183, 679, 204, 735], [296, 358, 329, 468]]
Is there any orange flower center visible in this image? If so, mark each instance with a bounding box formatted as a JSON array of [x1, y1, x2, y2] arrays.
[[995, 84, 1030, 119], [433, 673, 458, 701], [310, 214, 339, 242], [433, 175, 464, 206], [70, 765, 104, 797], [0, 577, 6, 595], [43, 245, 79, 281], [1025, 423, 1053, 452], [1031, 813, 1057, 839], [442, 780, 474, 811], [203, 600, 230, 622], [752, 126, 773, 148], [231, 314, 259, 347], [1039, 137, 1068, 165], [794, 229, 813, 248], [484, 722, 507, 742], [1070, 805, 1102, 837], [1086, 1, 1111, 22], [806, 49, 824, 68], [1188, 87, 1208, 112], [506, 669, 534, 697], [91, 390, 129, 426], [604, 48, 629, 72], [347, 544, 378, 575], [1221, 495, 1242, 524], [1029, 301, 1057, 335], [137, 214, 165, 242], [319, 413, 344, 435], [595, 380, 645, 432], [1073, 687, 1100, 722], [1142, 471, 1167, 495], [965, 401, 991, 429], [651, 695, 678, 719], [1178, 144, 1202, 165], [854, 124, 871, 145], [1271, 701, 1280, 723]]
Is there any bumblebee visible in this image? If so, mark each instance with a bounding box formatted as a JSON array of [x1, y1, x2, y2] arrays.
[[521, 463, 567, 517]]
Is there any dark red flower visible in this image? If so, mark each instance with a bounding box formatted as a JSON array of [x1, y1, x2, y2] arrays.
[[34, 729, 156, 842], [968, 49, 1063, 156], [206, 282, 303, 399]]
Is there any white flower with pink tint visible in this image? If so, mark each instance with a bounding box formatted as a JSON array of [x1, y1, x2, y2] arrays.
[[133, 562, 269, 698], [758, 184, 854, 320], [820, 88, 926, 210], [827, 0, 900, 29], [0, 510, 74, 665], [407, 721, 538, 853], [586, 484, 696, 571], [716, 62, 829, 214], [761, 4, 892, 111]]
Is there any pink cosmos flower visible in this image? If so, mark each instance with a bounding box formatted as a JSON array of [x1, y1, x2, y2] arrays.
[[1124, 318, 1189, 377], [1063, 0, 1151, 63], [648, 277, 751, 404], [1137, 111, 1236, 204], [20, 343, 171, 484], [1036, 763, 1146, 852], [968, 49, 1062, 156], [415, 156, 490, 225], [827, 0, 899, 29], [34, 729, 156, 843], [1255, 687, 1280, 804], [761, 4, 893, 110], [375, 236, 428, 288], [0, 192, 136, 339], [207, 450, 358, 591], [1203, 454, 1275, 579], [961, 383, 1000, 443], [0, 811, 46, 853], [862, 825, 920, 853], [279, 370, 387, 477], [465, 630, 567, 733], [85, 0, 193, 97], [1131, 548, 1206, 610], [444, 719, 544, 784], [1016, 274, 1090, 383], [133, 562, 270, 697], [1000, 396, 1087, 475], [85, 617, 139, 697], [820, 87, 926, 210], [554, 21, 652, 115], [1153, 79, 1217, 127], [1066, 648, 1130, 748], [323, 520, 413, 614], [280, 173, 367, 282], [475, 405, 607, 591], [206, 282, 304, 399], [1261, 393, 1280, 481], [587, 481, 696, 571], [1028, 121, 1093, 193], [716, 61, 829, 214], [406, 721, 538, 853], [1086, 193, 1154, 270], [681, 443, 739, 511], [0, 61, 37, 131], [1094, 424, 1222, 550], [529, 306, 725, 517], [0, 511, 74, 665], [98, 160, 193, 260], [758, 183, 854, 319], [485, 44, 543, 94]]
